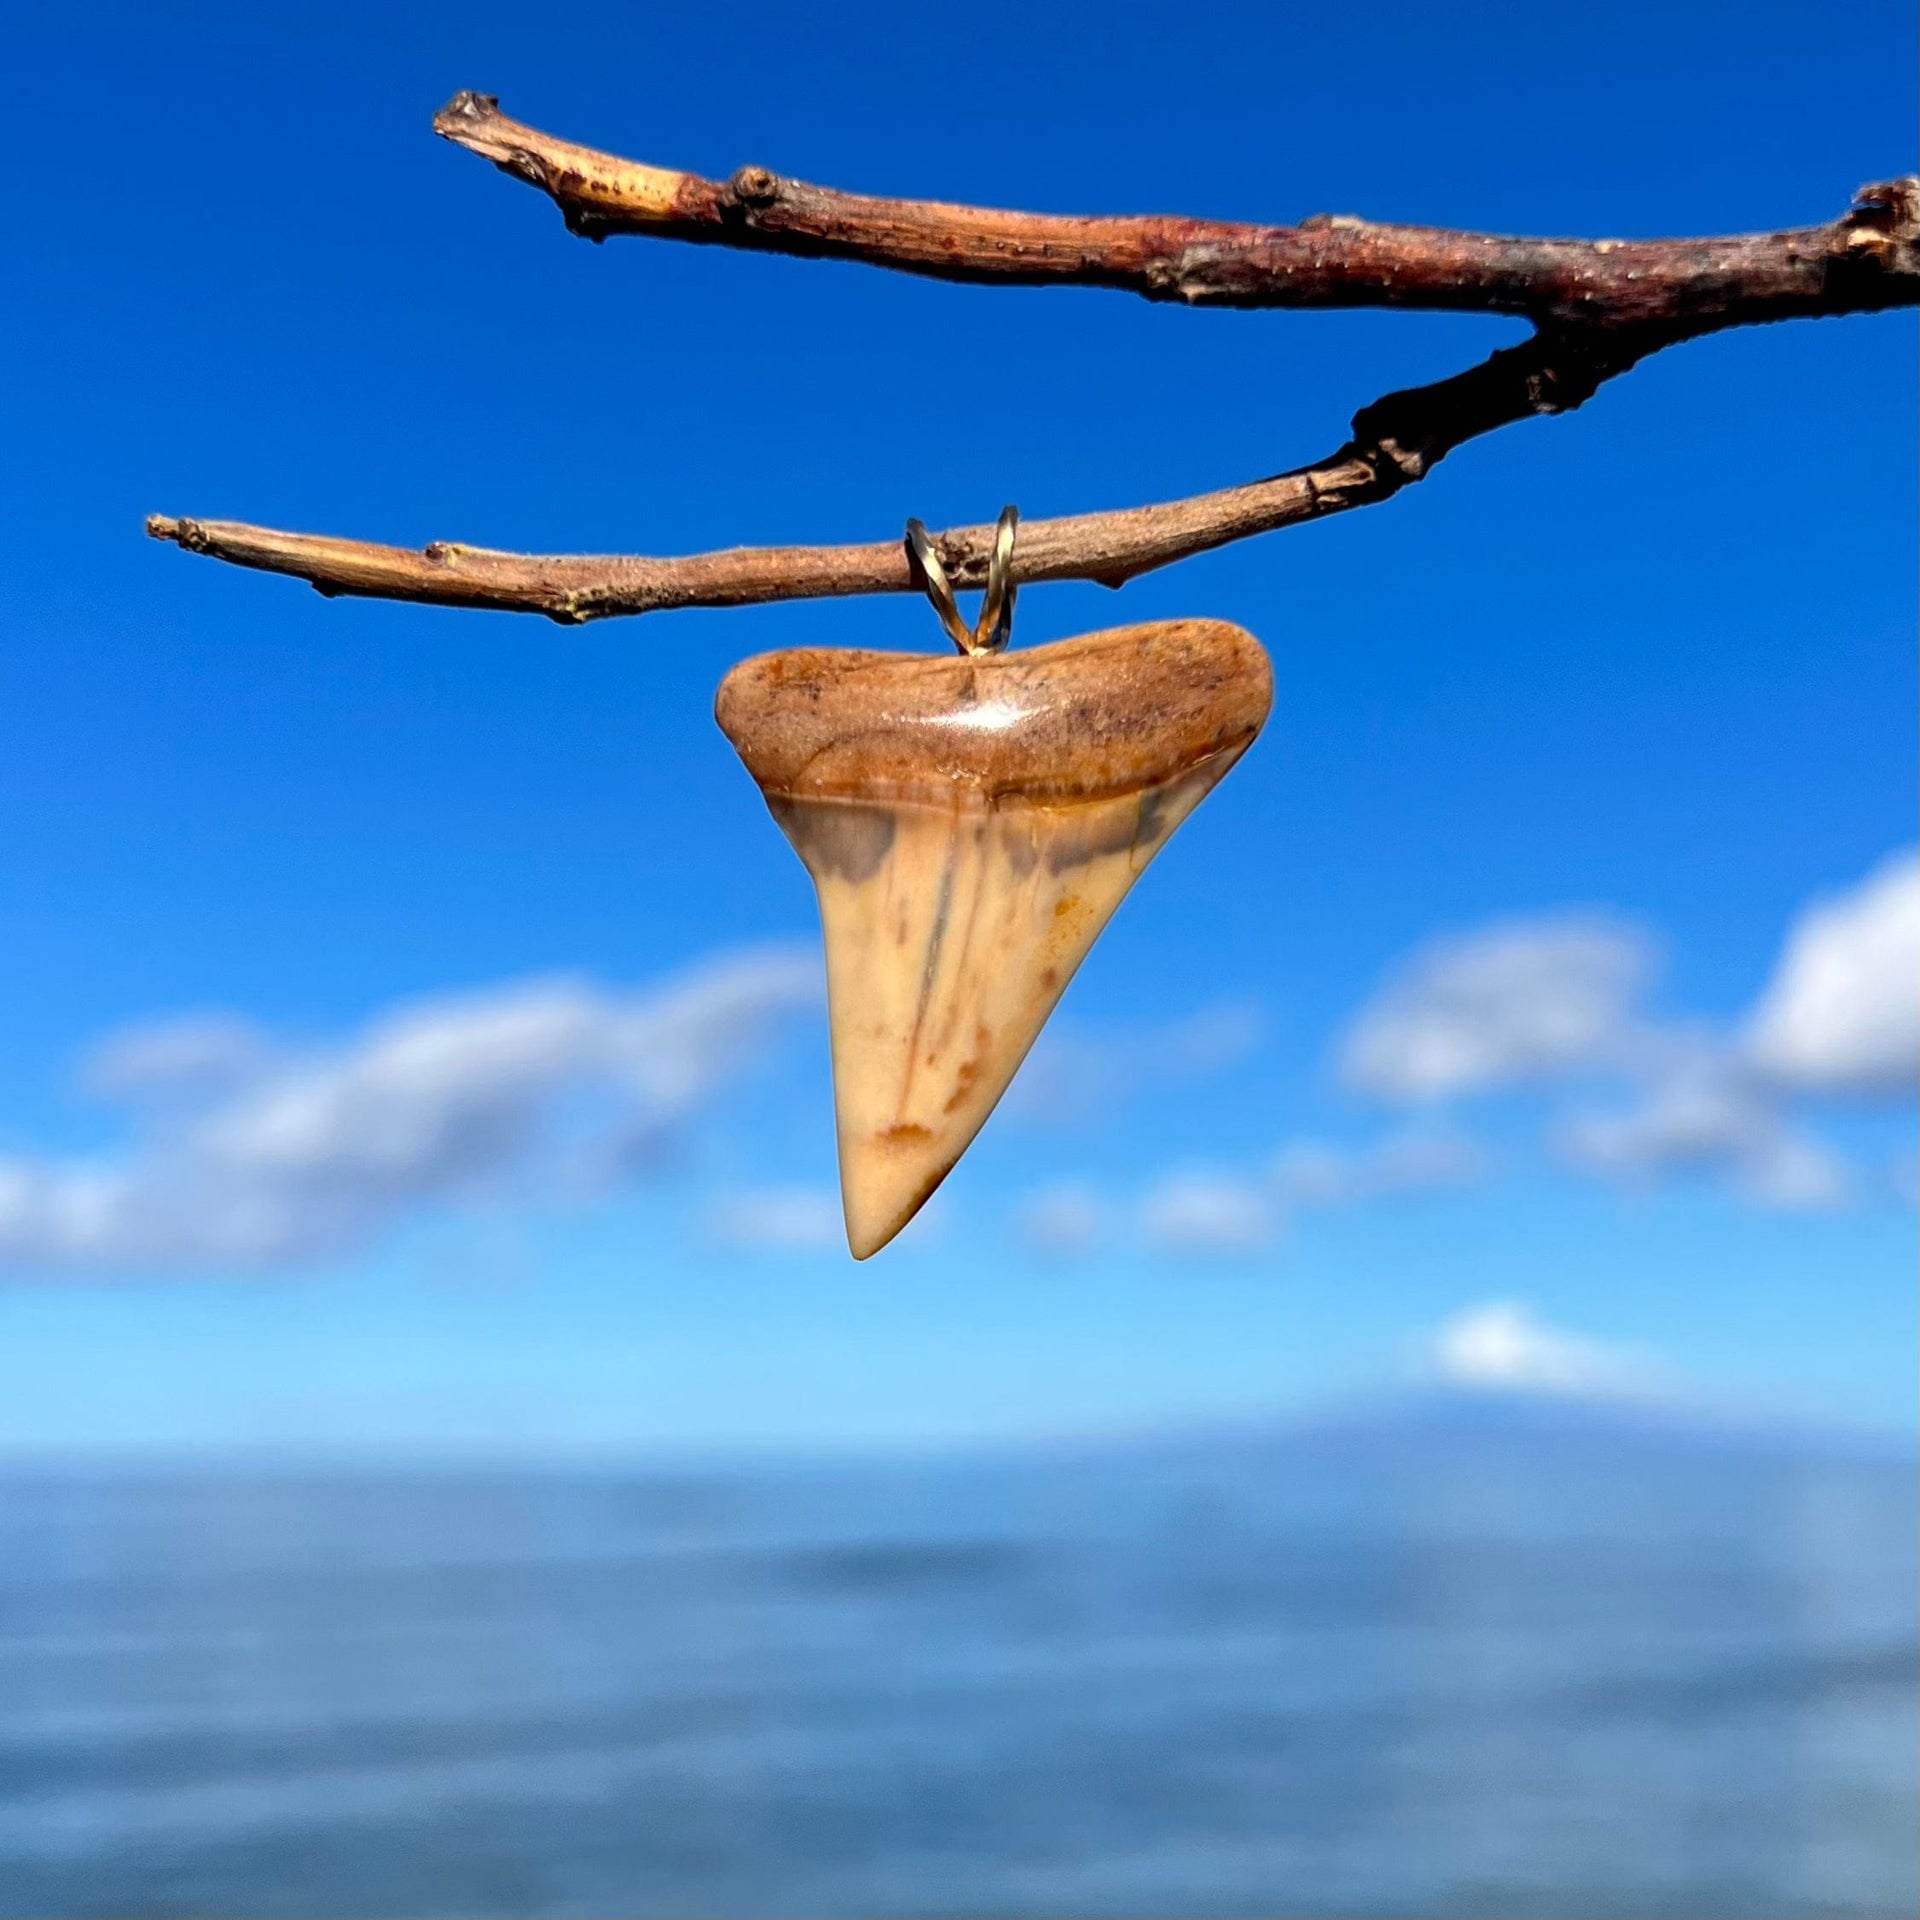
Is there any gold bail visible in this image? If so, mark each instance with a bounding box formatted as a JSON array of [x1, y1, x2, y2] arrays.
[[904, 506, 1019, 656]]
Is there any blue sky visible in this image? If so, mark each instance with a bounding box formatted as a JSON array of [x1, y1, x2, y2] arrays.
[[1, 0, 1913, 1453]]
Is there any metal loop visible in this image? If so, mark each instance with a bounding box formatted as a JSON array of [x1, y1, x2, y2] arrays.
[[902, 518, 976, 654], [977, 505, 1019, 654], [904, 506, 1020, 655]]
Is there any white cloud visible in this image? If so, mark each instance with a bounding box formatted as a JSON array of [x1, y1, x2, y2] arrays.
[[1560, 1061, 1765, 1175], [1560, 1064, 1853, 1213], [0, 945, 819, 1273], [1262, 1141, 1352, 1209], [708, 1185, 844, 1254], [1140, 1173, 1276, 1255], [1018, 1181, 1106, 1257], [1735, 1133, 1855, 1211], [1340, 914, 1653, 1102], [1430, 1300, 1652, 1398], [80, 1014, 275, 1104], [1745, 849, 1920, 1097], [1007, 999, 1264, 1127], [1029, 1125, 1485, 1261], [1271, 1126, 1485, 1207]]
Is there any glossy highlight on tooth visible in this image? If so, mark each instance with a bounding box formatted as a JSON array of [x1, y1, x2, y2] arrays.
[[716, 619, 1272, 1258]]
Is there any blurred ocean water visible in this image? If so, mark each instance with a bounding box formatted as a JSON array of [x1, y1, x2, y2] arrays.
[[0, 1395, 1914, 1919]]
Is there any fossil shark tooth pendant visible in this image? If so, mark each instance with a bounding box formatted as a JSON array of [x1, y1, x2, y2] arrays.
[[716, 612, 1272, 1258]]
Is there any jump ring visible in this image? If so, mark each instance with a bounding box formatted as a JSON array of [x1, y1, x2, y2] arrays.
[[975, 506, 1019, 655], [904, 505, 1020, 656], [903, 519, 976, 654]]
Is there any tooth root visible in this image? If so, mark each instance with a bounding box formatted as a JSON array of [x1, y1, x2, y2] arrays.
[[716, 619, 1272, 1258]]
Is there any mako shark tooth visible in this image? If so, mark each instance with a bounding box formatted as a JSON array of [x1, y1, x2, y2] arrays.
[[715, 618, 1272, 1259]]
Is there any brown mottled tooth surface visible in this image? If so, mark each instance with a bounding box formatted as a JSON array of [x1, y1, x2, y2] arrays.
[[715, 619, 1272, 1259]]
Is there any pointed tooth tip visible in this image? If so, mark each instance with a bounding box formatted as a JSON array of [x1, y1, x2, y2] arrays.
[[841, 1192, 919, 1261], [844, 1209, 906, 1260], [842, 1193, 877, 1258], [841, 1157, 958, 1260]]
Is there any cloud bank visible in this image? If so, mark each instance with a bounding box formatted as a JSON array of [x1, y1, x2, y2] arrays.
[[2, 851, 1909, 1277], [1023, 1125, 1486, 1258], [1336, 849, 1917, 1210], [0, 946, 819, 1272]]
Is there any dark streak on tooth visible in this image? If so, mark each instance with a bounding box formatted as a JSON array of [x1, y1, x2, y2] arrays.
[[897, 840, 958, 1112]]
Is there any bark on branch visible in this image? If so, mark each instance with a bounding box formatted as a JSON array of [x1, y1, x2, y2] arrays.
[[429, 93, 1920, 327], [146, 96, 1918, 624]]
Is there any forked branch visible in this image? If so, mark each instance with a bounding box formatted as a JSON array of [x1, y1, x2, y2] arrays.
[[147, 98, 1919, 624]]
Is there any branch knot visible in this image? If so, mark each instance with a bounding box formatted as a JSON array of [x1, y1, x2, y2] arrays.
[[728, 165, 783, 213]]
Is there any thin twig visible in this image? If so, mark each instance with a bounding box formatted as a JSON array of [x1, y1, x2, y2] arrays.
[[149, 327, 1674, 623], [430, 93, 1920, 326]]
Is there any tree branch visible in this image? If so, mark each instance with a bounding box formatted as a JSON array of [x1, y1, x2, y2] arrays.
[[146, 101, 1917, 625], [430, 93, 1920, 327], [149, 325, 1683, 622]]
